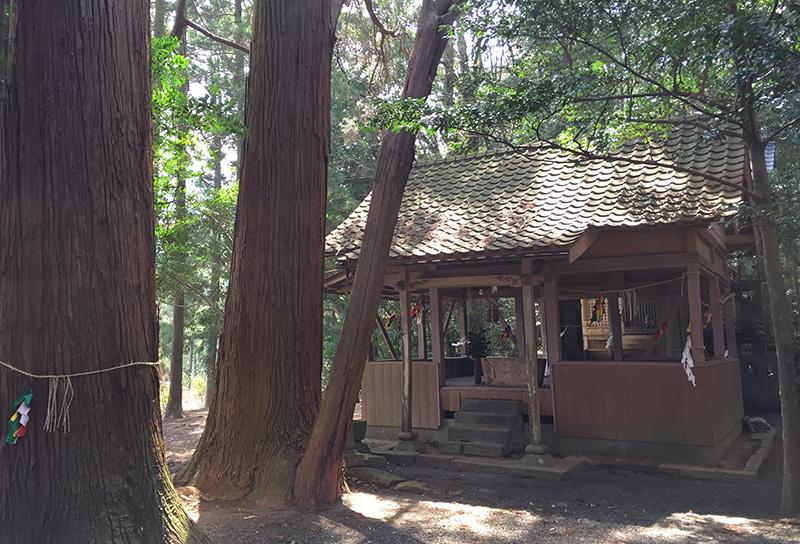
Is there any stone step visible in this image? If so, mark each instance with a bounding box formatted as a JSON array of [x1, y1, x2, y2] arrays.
[[448, 423, 513, 444], [462, 441, 511, 458], [454, 410, 521, 428], [459, 398, 523, 416]]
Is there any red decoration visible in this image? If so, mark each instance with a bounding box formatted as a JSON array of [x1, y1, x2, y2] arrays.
[[500, 323, 512, 343], [654, 322, 668, 340]]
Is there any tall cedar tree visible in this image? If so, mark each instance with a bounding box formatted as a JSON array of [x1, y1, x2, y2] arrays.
[[0, 1, 207, 542], [176, 0, 342, 502], [294, 0, 460, 506], [164, 0, 190, 420]]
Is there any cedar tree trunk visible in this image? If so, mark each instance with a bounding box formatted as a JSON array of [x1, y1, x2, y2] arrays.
[[748, 141, 800, 516], [293, 0, 459, 507], [0, 1, 207, 542], [163, 31, 189, 420], [204, 134, 224, 409], [176, 0, 339, 503], [164, 289, 186, 418]]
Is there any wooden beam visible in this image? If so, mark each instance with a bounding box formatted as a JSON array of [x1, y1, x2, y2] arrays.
[[543, 273, 561, 364], [409, 274, 542, 290], [553, 253, 693, 274], [521, 259, 543, 446], [457, 290, 468, 356], [608, 272, 624, 362], [429, 288, 446, 387], [514, 293, 525, 359], [375, 315, 400, 360], [709, 276, 726, 358], [443, 299, 456, 335], [416, 299, 426, 360], [686, 263, 706, 365], [398, 271, 414, 435], [568, 227, 600, 263], [723, 287, 738, 359], [726, 233, 755, 251]]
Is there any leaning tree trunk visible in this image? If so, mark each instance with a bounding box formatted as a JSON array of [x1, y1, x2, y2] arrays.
[[0, 1, 207, 542], [749, 142, 800, 516], [204, 133, 225, 409], [176, 0, 338, 503], [293, 0, 459, 507]]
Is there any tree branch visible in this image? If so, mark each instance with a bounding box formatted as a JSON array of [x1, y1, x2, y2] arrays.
[[185, 19, 250, 54], [766, 117, 800, 143], [364, 0, 399, 37], [164, 270, 224, 317]]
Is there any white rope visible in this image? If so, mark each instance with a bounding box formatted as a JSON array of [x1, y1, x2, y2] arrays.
[[0, 359, 159, 379], [560, 274, 686, 295], [1, 359, 159, 434]]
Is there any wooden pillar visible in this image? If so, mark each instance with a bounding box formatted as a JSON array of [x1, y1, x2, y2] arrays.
[[521, 259, 544, 449], [416, 299, 427, 360], [686, 262, 706, 365], [457, 289, 468, 355], [543, 273, 561, 363], [398, 271, 415, 437], [709, 275, 725, 360], [723, 285, 738, 358], [514, 291, 525, 359], [608, 272, 624, 362], [429, 287, 446, 386]]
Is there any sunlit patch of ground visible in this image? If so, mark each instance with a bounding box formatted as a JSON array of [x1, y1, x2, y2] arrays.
[[343, 491, 540, 540], [176, 486, 202, 522], [607, 511, 800, 543]]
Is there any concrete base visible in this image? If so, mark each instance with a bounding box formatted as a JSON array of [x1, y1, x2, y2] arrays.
[[520, 453, 557, 467], [554, 423, 741, 465], [395, 436, 425, 453]]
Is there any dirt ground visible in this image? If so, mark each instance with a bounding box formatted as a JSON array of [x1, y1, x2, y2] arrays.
[[164, 410, 799, 543]]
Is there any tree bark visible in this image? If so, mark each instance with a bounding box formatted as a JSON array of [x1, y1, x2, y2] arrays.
[[176, 0, 337, 503], [293, 0, 459, 507], [164, 290, 186, 418], [153, 0, 167, 37], [1, 0, 9, 84], [204, 134, 224, 409], [0, 1, 207, 542], [749, 142, 800, 516]]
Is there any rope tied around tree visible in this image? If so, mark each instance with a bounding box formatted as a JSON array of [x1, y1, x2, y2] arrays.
[[1, 360, 160, 435]]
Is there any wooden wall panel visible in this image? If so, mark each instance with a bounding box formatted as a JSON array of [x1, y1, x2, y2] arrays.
[[552, 359, 742, 447], [361, 361, 440, 429]]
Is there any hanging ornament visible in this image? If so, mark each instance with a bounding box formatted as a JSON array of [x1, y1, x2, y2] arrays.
[[703, 310, 713, 328], [385, 312, 396, 327], [654, 322, 669, 341], [591, 296, 606, 323], [500, 323, 512, 343], [410, 302, 423, 326], [681, 336, 697, 387], [5, 389, 33, 445]]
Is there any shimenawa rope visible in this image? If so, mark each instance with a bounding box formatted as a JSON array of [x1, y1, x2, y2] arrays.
[[1, 360, 160, 433]]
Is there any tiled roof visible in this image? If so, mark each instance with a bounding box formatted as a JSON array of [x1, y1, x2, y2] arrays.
[[326, 128, 745, 263]]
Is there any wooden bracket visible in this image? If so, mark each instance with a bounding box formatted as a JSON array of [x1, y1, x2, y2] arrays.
[[568, 228, 600, 263]]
